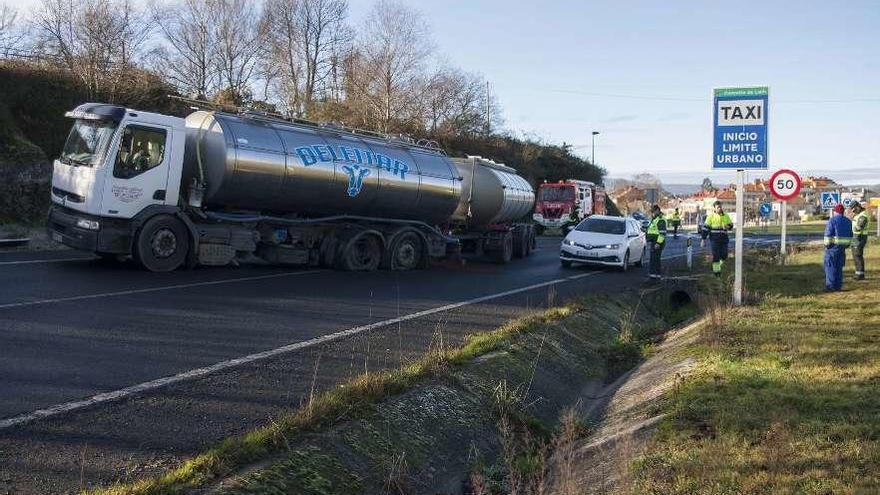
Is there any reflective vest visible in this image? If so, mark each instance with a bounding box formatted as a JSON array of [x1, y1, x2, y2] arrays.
[[671, 212, 681, 223], [852, 210, 870, 237], [704, 212, 733, 234], [647, 215, 666, 244]]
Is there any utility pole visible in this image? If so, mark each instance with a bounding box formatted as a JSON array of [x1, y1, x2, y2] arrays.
[[591, 131, 600, 165], [485, 80, 491, 135]]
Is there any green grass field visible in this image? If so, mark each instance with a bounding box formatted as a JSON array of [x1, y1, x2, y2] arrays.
[[625, 247, 880, 494], [743, 221, 827, 236]]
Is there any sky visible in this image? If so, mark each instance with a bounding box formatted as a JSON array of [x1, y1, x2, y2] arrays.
[[9, 0, 880, 185]]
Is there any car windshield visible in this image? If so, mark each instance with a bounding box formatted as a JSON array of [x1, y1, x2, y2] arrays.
[[575, 218, 626, 235], [61, 119, 118, 167], [538, 186, 575, 201]]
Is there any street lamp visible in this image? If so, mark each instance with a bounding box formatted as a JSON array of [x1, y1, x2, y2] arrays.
[[591, 131, 600, 166]]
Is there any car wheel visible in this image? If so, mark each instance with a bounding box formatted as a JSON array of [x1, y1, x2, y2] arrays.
[[560, 259, 573, 268], [635, 247, 645, 267], [620, 250, 630, 272]]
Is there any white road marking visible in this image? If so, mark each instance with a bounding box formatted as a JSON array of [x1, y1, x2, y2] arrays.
[[0, 248, 714, 429], [0, 257, 94, 266], [0, 270, 602, 430], [0, 270, 325, 310]]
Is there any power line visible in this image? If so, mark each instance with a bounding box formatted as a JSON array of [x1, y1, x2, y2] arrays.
[[542, 87, 880, 104]]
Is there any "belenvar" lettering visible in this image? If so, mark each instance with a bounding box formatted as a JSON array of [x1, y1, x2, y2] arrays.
[[296, 145, 410, 180]]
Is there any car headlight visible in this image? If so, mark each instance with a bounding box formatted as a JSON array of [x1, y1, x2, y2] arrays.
[[564, 239, 576, 246], [76, 218, 100, 230], [605, 244, 620, 250]]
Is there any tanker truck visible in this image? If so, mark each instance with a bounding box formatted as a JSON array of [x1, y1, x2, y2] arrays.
[[48, 102, 536, 272]]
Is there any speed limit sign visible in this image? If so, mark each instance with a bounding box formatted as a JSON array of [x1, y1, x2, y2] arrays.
[[769, 169, 801, 201]]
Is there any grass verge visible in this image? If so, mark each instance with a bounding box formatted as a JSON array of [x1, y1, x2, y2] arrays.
[[742, 221, 826, 236], [625, 248, 880, 494]]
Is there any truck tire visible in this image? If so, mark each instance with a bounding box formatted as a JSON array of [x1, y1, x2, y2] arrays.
[[524, 226, 534, 256], [382, 230, 425, 271], [134, 215, 190, 272], [490, 232, 513, 264], [512, 228, 527, 259], [338, 232, 383, 271]]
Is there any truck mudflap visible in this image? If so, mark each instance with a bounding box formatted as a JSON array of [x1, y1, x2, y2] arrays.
[[47, 206, 131, 253]]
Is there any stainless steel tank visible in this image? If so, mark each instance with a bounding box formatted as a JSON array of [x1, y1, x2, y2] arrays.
[[183, 112, 534, 227], [450, 157, 535, 226], [183, 111, 461, 223]]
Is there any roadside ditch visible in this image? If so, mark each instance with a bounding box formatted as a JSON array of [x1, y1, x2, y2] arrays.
[[93, 281, 701, 495]]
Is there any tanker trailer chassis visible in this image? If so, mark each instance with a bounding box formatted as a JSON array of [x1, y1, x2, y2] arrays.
[[48, 102, 536, 272]]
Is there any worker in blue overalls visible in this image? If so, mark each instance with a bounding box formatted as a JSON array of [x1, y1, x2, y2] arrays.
[[824, 203, 853, 292]]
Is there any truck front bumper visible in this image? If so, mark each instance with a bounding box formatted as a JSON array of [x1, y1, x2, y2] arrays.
[[47, 206, 131, 254], [533, 214, 567, 228]]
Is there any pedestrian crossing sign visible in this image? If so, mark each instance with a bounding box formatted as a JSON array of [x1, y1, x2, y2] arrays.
[[821, 192, 840, 209]]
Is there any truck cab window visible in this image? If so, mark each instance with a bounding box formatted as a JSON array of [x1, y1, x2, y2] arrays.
[[114, 126, 167, 179]]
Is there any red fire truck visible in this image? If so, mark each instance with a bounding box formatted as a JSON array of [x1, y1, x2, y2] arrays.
[[532, 180, 606, 233]]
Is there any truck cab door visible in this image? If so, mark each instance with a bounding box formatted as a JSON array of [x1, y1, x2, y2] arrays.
[[101, 123, 173, 218]]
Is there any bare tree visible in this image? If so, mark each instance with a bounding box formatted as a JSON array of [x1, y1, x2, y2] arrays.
[[424, 66, 501, 136], [346, 0, 433, 131], [32, 0, 150, 98], [0, 4, 23, 55], [212, 0, 262, 103], [150, 0, 218, 99], [260, 0, 350, 116]]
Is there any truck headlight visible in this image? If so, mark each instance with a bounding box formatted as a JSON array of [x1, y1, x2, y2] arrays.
[[76, 218, 100, 230]]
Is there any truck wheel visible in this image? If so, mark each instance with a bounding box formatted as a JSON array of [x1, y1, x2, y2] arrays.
[[134, 215, 189, 272], [384, 231, 424, 271], [491, 233, 513, 264], [513, 228, 527, 259], [338, 232, 382, 271]]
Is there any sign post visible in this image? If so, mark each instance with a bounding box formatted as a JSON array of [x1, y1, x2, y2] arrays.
[[769, 169, 801, 264], [759, 202, 772, 232], [713, 86, 769, 306]]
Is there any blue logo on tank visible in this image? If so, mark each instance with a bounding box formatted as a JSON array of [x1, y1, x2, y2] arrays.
[[295, 144, 409, 198], [342, 165, 371, 197]]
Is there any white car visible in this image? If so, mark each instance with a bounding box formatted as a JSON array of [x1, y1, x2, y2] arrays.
[[560, 215, 646, 271]]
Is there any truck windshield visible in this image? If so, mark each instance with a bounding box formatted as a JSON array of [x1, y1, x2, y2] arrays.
[[61, 120, 118, 167], [576, 218, 625, 235], [538, 186, 575, 201]]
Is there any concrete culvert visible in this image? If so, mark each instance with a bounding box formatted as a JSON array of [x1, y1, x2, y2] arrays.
[[669, 289, 693, 310]]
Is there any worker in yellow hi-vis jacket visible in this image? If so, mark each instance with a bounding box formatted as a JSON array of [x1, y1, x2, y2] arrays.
[[646, 204, 667, 279], [701, 201, 733, 278]]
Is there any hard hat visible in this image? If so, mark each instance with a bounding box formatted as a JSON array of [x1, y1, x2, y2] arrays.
[[833, 204, 845, 214]]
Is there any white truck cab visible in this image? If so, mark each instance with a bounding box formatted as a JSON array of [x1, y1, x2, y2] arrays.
[[49, 103, 186, 263]]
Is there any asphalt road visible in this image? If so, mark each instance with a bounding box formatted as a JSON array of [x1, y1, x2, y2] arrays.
[[0, 233, 769, 493]]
